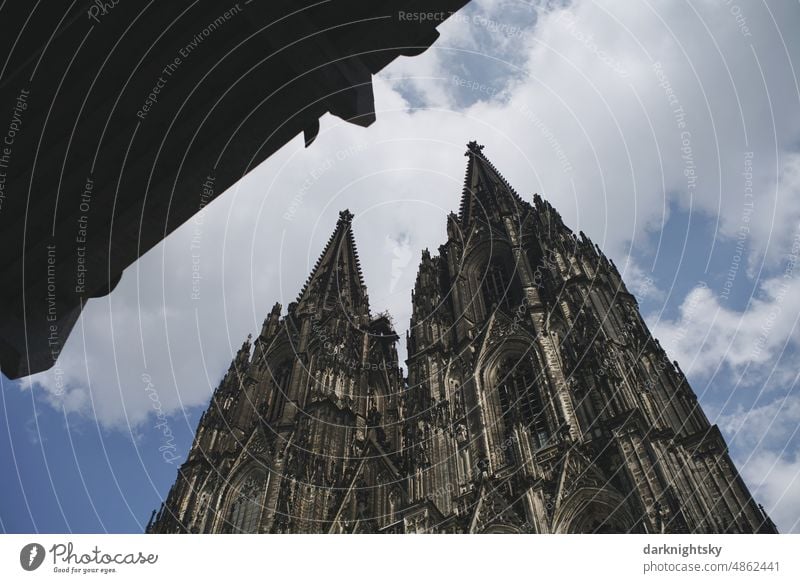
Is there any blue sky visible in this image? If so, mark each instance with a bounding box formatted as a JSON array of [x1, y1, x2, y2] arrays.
[[2, 0, 800, 533]]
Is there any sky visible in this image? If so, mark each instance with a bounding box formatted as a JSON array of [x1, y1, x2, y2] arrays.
[[2, 0, 799, 533]]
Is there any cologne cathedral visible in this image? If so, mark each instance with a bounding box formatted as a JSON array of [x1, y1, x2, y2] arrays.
[[148, 142, 777, 534]]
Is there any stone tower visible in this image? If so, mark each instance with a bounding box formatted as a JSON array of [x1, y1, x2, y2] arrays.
[[148, 210, 406, 533], [148, 143, 777, 534]]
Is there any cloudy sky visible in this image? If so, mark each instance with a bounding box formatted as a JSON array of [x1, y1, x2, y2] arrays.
[[2, 0, 799, 533]]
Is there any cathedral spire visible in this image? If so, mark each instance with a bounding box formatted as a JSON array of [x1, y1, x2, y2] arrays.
[[459, 141, 530, 227], [296, 209, 369, 316]]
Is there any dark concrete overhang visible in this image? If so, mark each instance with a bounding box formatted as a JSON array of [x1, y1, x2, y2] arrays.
[[0, 0, 470, 378]]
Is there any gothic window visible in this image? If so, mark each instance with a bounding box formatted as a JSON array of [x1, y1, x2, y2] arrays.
[[588, 288, 622, 342], [270, 362, 292, 421], [482, 261, 512, 312], [228, 470, 266, 533], [497, 357, 549, 450]]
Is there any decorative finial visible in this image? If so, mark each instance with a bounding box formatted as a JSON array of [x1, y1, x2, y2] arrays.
[[465, 140, 485, 156], [338, 209, 354, 224]]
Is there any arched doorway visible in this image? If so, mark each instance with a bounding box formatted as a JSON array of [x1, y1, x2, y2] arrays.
[[553, 487, 642, 533]]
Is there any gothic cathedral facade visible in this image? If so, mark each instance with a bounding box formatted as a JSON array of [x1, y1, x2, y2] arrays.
[[147, 142, 776, 534]]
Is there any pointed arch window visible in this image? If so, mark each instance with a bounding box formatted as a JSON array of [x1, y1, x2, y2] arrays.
[[482, 262, 512, 312], [269, 362, 292, 421], [498, 357, 549, 450], [229, 469, 266, 533]]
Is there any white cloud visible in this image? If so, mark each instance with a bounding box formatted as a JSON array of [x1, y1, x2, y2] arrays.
[[618, 256, 665, 302], [719, 393, 800, 453], [704, 372, 800, 534], [649, 275, 800, 381], [737, 450, 800, 533], [748, 152, 800, 272]]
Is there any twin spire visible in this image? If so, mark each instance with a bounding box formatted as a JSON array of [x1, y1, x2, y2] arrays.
[[296, 209, 369, 316], [297, 142, 526, 315], [460, 140, 530, 226]]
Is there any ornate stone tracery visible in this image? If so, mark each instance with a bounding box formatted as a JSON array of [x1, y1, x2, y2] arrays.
[[227, 469, 267, 533]]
